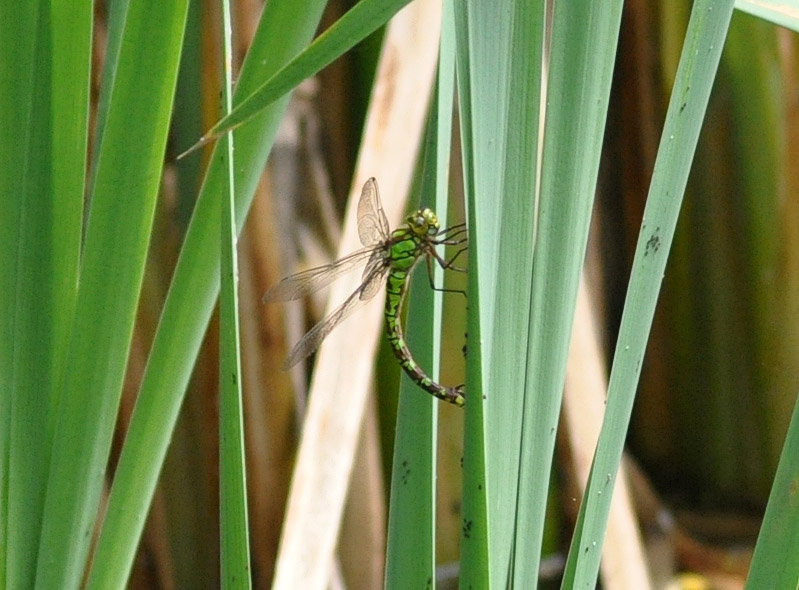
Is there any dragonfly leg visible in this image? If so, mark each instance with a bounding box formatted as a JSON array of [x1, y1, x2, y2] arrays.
[[436, 223, 468, 243], [437, 228, 468, 244], [441, 246, 468, 272], [425, 254, 467, 297], [430, 246, 467, 273], [438, 222, 466, 237]]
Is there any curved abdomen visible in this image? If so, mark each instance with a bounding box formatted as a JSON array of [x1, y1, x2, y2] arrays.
[[383, 267, 465, 406]]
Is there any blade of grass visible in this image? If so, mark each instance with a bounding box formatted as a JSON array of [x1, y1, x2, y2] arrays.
[[1, 5, 47, 588], [218, 0, 251, 586], [563, 277, 653, 589], [746, 389, 799, 588], [49, 0, 90, 390], [384, 12, 455, 581], [34, 2, 191, 588], [172, 0, 205, 227], [430, 0, 457, 382], [734, 0, 799, 31], [87, 0, 127, 195], [1, 1, 87, 585], [451, 1, 492, 586], [491, 0, 545, 586], [561, 1, 735, 587], [193, 0, 414, 150], [513, 1, 624, 587], [2, 9, 53, 587], [431, 0, 457, 385], [85, 1, 328, 586], [0, 7, 37, 587], [454, 0, 547, 586], [383, 166, 441, 590]]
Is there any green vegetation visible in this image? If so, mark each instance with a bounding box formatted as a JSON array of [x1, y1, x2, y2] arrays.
[[2, 0, 797, 588]]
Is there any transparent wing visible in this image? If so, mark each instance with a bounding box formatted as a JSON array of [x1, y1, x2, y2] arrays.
[[262, 246, 377, 302], [357, 177, 390, 247], [282, 265, 389, 369], [361, 252, 391, 301], [360, 248, 387, 289]]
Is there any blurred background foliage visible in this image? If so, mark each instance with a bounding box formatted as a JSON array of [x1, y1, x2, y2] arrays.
[[600, 5, 798, 512], [86, 0, 798, 587]]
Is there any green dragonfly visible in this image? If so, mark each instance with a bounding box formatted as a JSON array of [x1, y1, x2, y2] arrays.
[[263, 177, 467, 406]]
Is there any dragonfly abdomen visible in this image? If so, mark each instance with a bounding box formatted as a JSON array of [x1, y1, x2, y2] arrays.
[[384, 267, 465, 407]]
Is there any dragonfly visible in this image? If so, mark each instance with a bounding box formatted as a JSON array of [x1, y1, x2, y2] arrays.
[[262, 177, 467, 406]]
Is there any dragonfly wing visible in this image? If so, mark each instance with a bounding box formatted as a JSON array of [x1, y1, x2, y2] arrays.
[[359, 259, 388, 300], [361, 249, 387, 287], [262, 246, 376, 302], [357, 178, 391, 247], [282, 266, 388, 369]]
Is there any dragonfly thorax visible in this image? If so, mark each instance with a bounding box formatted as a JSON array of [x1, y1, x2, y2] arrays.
[[405, 207, 440, 237]]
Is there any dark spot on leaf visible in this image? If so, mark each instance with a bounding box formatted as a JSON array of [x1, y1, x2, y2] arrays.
[[462, 519, 473, 538], [645, 228, 661, 257]]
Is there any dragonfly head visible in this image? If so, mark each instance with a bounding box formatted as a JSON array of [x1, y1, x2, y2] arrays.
[[406, 208, 440, 237]]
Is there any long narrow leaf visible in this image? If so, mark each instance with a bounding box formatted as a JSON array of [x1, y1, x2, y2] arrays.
[[195, 0, 414, 150], [491, 0, 546, 585], [35, 2, 190, 588], [515, 1, 624, 587], [384, 18, 455, 581], [85, 1, 328, 586], [452, 0, 493, 585], [746, 389, 799, 588], [218, 0, 251, 586], [735, 0, 799, 31], [1, 5, 48, 588], [49, 0, 90, 389], [561, 1, 735, 587], [1, 1, 87, 585]]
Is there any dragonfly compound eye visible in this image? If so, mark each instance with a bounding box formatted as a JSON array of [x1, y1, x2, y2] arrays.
[[407, 210, 427, 236], [421, 208, 440, 234]]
